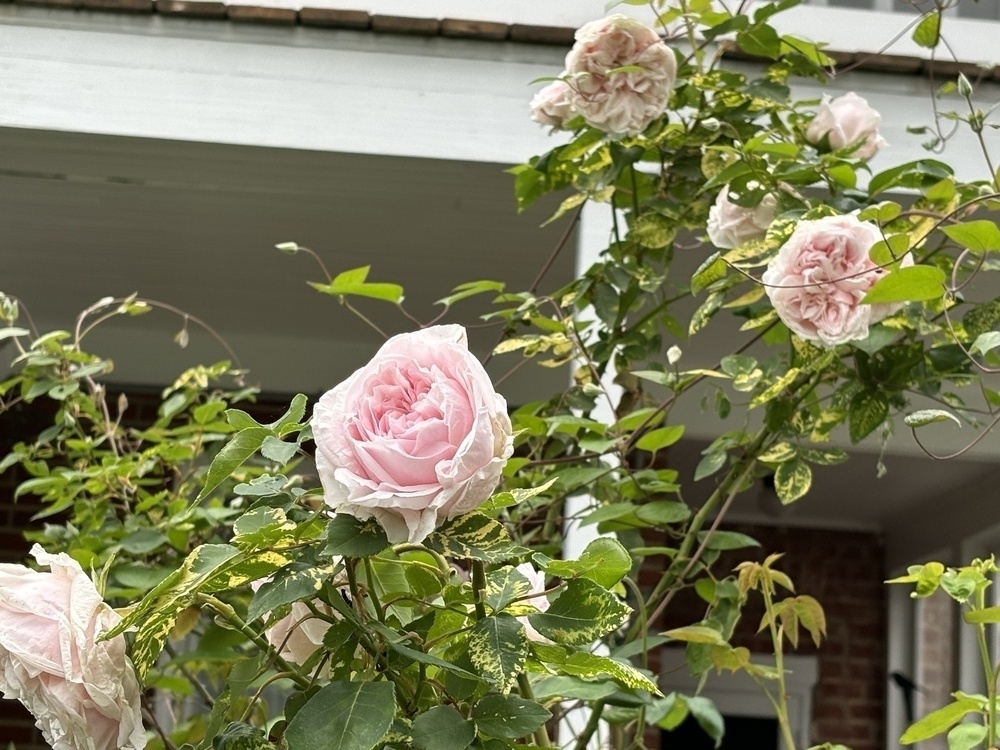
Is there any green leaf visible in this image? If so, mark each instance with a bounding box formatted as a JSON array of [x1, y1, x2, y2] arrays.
[[468, 614, 528, 693], [912, 11, 941, 48], [308, 266, 404, 304], [532, 675, 617, 701], [388, 642, 480, 681], [436, 280, 505, 307], [635, 425, 685, 452], [426, 512, 528, 563], [662, 625, 726, 645], [861, 265, 946, 304], [529, 579, 631, 646], [737, 22, 781, 58], [630, 213, 675, 249], [900, 697, 981, 744], [285, 681, 397, 750], [691, 253, 728, 295], [946, 722, 987, 750], [260, 436, 298, 464], [943, 220, 1000, 252], [536, 537, 633, 588], [904, 409, 961, 429], [197, 427, 270, 501], [410, 706, 475, 750], [212, 722, 277, 750], [120, 529, 168, 555], [849, 390, 888, 443], [485, 567, 532, 613], [687, 696, 725, 747], [247, 563, 328, 623], [558, 650, 660, 695], [774, 459, 812, 504], [324, 515, 390, 558], [698, 531, 759, 551], [472, 695, 551, 740]]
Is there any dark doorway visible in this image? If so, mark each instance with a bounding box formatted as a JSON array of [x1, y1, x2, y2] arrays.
[[661, 714, 780, 749]]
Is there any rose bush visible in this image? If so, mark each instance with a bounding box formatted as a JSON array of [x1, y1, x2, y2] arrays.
[[806, 91, 888, 160], [563, 14, 676, 135], [312, 324, 513, 544], [706, 186, 777, 249], [0, 546, 145, 750], [761, 214, 912, 347]]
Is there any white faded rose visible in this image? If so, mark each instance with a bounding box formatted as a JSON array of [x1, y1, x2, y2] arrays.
[[564, 14, 676, 136], [250, 578, 336, 668], [762, 214, 912, 347], [0, 546, 146, 750], [313, 325, 513, 545], [806, 92, 887, 161], [530, 78, 575, 131], [515, 563, 550, 642], [706, 187, 777, 249]]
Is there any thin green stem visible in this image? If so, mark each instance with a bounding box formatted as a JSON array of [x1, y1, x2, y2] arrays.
[[762, 591, 796, 750], [197, 594, 310, 690], [363, 557, 386, 622], [517, 672, 550, 747], [472, 560, 488, 620], [572, 699, 606, 750], [975, 588, 997, 746]]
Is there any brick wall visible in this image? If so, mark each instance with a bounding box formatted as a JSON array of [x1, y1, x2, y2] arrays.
[[654, 524, 888, 750]]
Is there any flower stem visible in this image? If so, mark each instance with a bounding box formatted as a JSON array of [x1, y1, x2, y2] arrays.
[[197, 594, 311, 690], [517, 672, 551, 747], [762, 593, 797, 750], [975, 588, 997, 746], [472, 560, 488, 620]]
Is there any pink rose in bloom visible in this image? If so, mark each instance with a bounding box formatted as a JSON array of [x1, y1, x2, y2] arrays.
[[250, 578, 335, 667], [0, 545, 145, 750], [762, 214, 912, 347], [564, 14, 677, 136], [313, 325, 513, 544], [530, 79, 575, 131], [806, 92, 887, 161], [706, 187, 777, 249], [515, 563, 550, 643]]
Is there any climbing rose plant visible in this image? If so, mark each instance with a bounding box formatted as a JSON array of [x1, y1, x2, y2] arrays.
[[0, 2, 998, 750]]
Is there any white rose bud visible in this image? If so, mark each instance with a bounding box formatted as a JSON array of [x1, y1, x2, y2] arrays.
[[806, 92, 888, 161], [706, 187, 777, 249], [666, 345, 682, 365]]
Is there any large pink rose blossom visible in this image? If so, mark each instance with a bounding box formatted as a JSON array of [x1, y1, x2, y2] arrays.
[[806, 92, 887, 161], [0, 546, 146, 750], [706, 187, 777, 249], [313, 325, 513, 544], [564, 15, 676, 136], [530, 79, 575, 131], [762, 214, 912, 347]]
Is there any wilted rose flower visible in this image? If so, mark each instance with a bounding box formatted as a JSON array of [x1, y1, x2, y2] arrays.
[[706, 187, 777, 249], [515, 563, 550, 642], [564, 14, 676, 136], [313, 325, 513, 544], [0, 546, 145, 750], [762, 214, 912, 347], [250, 578, 336, 668], [806, 92, 887, 161], [530, 78, 575, 131]]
